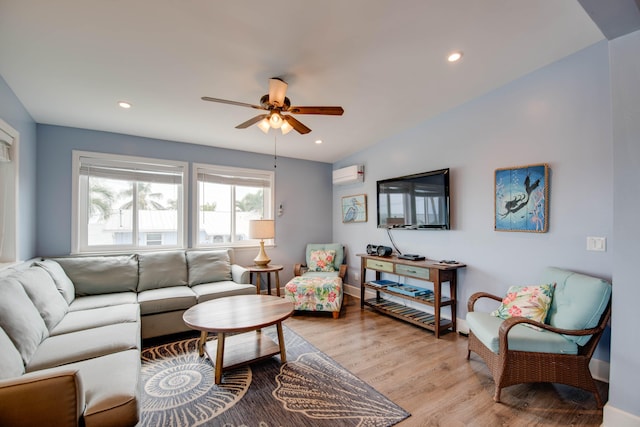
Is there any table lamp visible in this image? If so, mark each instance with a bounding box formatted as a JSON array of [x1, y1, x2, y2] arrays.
[[249, 219, 275, 267]]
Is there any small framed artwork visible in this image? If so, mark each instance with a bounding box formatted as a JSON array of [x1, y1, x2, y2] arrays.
[[495, 163, 549, 232], [342, 194, 367, 223]]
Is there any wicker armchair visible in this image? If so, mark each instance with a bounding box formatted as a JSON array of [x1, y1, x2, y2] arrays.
[[466, 268, 612, 408]]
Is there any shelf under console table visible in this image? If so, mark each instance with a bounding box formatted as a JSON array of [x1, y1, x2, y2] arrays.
[[358, 254, 466, 338]]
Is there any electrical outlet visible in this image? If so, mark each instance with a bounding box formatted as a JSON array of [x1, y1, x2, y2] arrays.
[[586, 236, 606, 252]]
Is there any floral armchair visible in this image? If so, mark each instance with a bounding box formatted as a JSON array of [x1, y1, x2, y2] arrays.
[[286, 244, 347, 318]]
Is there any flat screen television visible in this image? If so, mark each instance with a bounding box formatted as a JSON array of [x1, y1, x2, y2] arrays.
[[376, 168, 450, 230]]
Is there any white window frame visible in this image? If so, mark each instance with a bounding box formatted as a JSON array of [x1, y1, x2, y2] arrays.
[[72, 150, 188, 254], [0, 118, 19, 266], [192, 163, 274, 248]]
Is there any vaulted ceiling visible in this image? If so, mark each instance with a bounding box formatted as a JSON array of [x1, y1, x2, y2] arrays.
[[0, 1, 607, 163]]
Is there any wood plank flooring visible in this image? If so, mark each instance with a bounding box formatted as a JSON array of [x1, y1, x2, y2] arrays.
[[283, 295, 607, 427]]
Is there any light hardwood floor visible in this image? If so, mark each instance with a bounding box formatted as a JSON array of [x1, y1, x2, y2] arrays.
[[282, 295, 607, 427]]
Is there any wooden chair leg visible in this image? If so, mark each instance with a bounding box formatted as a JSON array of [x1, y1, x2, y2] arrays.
[[493, 387, 502, 403], [332, 311, 339, 319]]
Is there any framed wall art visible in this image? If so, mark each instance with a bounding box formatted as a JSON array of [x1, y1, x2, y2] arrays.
[[495, 163, 549, 232], [342, 194, 367, 223]]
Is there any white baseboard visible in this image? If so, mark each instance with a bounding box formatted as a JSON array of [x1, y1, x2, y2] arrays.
[[603, 404, 640, 427], [344, 283, 610, 383]]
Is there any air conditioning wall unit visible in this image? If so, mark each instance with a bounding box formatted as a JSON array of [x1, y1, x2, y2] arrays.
[[332, 165, 364, 185]]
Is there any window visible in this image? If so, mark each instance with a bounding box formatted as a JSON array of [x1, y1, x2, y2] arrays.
[[0, 118, 18, 265], [193, 163, 274, 247], [72, 151, 187, 253]]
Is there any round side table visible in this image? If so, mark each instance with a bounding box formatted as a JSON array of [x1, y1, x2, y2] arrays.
[[246, 264, 284, 296]]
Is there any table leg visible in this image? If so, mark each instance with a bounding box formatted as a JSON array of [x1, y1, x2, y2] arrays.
[[214, 332, 226, 384], [255, 273, 262, 295], [267, 273, 272, 295], [275, 271, 281, 297], [276, 322, 287, 364], [198, 331, 207, 357]]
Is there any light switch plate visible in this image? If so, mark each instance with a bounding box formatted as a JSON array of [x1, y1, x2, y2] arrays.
[[586, 236, 606, 252]]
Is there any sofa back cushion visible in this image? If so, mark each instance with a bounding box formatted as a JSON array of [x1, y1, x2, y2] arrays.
[[35, 259, 76, 304], [0, 327, 25, 379], [138, 251, 188, 291], [54, 255, 138, 296], [15, 266, 69, 331], [187, 250, 232, 286], [0, 277, 49, 365], [541, 267, 612, 346]]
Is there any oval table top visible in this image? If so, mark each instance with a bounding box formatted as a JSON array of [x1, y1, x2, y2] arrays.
[[183, 294, 294, 333]]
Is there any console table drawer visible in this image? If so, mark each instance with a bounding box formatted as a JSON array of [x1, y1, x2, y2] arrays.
[[365, 259, 394, 273], [396, 264, 430, 280]]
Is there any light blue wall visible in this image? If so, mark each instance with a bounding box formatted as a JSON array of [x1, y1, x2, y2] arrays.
[[0, 75, 37, 260], [610, 29, 640, 420], [35, 125, 333, 280], [334, 41, 613, 362]]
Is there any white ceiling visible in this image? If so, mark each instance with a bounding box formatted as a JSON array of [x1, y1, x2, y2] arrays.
[[0, 1, 604, 163]]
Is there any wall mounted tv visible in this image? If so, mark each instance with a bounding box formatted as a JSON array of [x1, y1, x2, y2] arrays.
[[376, 168, 450, 230]]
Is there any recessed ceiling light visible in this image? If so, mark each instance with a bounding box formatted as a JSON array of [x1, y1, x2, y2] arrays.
[[118, 101, 132, 109], [447, 51, 463, 62], [315, 140, 323, 144]]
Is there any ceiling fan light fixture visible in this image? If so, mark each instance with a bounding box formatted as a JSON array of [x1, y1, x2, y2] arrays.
[[280, 120, 293, 135], [258, 118, 271, 133], [269, 112, 283, 129]]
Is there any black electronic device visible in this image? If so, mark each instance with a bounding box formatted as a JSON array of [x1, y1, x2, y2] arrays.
[[376, 246, 393, 257], [366, 244, 379, 255], [398, 254, 425, 261], [376, 168, 450, 230]]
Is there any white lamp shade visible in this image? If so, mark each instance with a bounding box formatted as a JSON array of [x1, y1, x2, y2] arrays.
[[249, 220, 275, 240]]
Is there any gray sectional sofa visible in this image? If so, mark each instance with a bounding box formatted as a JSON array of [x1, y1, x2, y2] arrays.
[[0, 249, 253, 427]]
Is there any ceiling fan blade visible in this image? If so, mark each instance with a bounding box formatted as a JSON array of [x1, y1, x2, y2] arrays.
[[235, 114, 268, 129], [268, 78, 288, 107], [201, 96, 265, 110], [284, 115, 311, 134], [288, 106, 344, 115]]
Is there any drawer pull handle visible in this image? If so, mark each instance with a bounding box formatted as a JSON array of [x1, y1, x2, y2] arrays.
[[408, 270, 417, 274]]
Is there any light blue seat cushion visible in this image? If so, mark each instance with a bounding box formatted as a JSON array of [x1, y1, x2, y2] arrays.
[[50, 304, 140, 336], [137, 286, 197, 315], [68, 292, 138, 312], [542, 267, 612, 346], [466, 311, 578, 355], [192, 281, 256, 303]]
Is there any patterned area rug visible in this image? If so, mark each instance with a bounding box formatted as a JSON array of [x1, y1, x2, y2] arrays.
[[140, 326, 410, 427]]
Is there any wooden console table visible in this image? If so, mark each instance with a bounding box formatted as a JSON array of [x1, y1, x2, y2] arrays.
[[358, 254, 465, 338]]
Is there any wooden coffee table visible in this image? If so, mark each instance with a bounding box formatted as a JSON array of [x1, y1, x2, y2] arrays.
[[182, 294, 294, 384]]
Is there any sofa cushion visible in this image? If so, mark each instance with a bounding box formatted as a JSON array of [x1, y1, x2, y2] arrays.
[[26, 322, 140, 372], [15, 266, 69, 331], [0, 327, 25, 379], [192, 281, 256, 303], [0, 277, 49, 365], [467, 311, 578, 355], [50, 304, 140, 336], [138, 250, 187, 291], [186, 250, 232, 285], [54, 255, 138, 295], [541, 267, 612, 346], [490, 283, 555, 331], [137, 286, 197, 315], [34, 259, 76, 304], [69, 292, 138, 312]]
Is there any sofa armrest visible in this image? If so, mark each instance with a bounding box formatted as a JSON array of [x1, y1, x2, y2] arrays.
[[294, 263, 307, 276], [231, 264, 250, 284], [467, 291, 502, 312], [0, 369, 84, 427]]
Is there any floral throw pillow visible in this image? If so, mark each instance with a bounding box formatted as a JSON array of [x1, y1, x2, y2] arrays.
[[308, 250, 336, 272], [491, 283, 555, 330]]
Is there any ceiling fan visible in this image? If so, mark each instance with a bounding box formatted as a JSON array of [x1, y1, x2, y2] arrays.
[[201, 78, 344, 135]]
